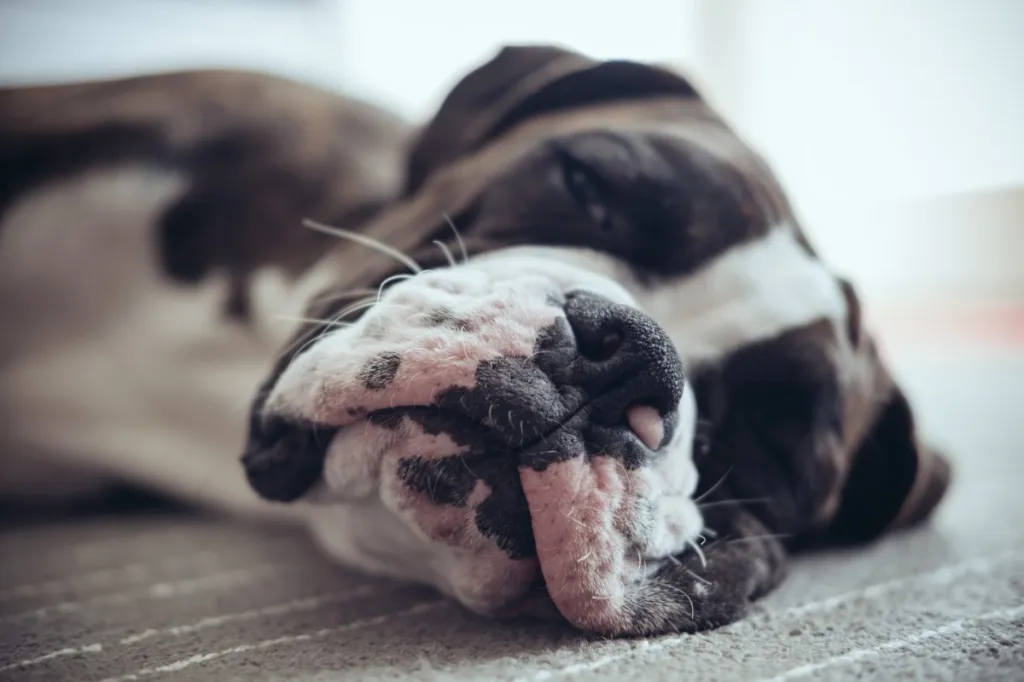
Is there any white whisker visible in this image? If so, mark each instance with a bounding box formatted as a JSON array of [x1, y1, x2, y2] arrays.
[[698, 497, 774, 510], [335, 298, 378, 321], [275, 296, 376, 361], [684, 567, 711, 585], [277, 324, 335, 361], [433, 240, 457, 267], [303, 218, 422, 273], [376, 274, 414, 302], [442, 212, 469, 263], [687, 538, 707, 569], [680, 588, 695, 619], [725, 532, 793, 545], [693, 466, 733, 504]]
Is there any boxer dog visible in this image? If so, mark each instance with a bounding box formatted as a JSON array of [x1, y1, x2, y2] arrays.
[[0, 46, 951, 636]]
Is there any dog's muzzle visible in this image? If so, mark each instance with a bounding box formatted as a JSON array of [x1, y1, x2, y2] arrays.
[[245, 291, 684, 497], [242, 272, 702, 634]]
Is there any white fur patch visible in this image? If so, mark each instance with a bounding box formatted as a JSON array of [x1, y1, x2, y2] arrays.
[[0, 166, 320, 515], [641, 227, 847, 366], [481, 226, 847, 368]]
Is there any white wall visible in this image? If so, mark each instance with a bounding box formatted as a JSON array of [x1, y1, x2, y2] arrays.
[[686, 0, 1024, 306], [0, 0, 697, 117], [690, 0, 1024, 205], [2, 0, 1019, 306], [0, 0, 348, 90], [333, 0, 699, 120], [4, 0, 1018, 206]]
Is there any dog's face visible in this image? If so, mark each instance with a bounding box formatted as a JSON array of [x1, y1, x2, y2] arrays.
[[243, 46, 950, 635], [255, 248, 702, 633]]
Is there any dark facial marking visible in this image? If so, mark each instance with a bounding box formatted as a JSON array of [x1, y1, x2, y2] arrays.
[[358, 351, 402, 390], [398, 449, 536, 558], [397, 456, 477, 506], [425, 307, 455, 326], [368, 409, 405, 431], [425, 307, 475, 332], [453, 129, 776, 283]]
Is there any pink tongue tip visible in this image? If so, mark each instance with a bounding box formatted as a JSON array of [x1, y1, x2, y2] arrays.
[[626, 404, 664, 450]]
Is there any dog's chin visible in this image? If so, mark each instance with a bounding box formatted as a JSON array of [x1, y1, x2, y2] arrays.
[[247, 247, 706, 634]]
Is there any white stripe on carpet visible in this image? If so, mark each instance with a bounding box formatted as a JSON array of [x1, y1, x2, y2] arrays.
[[752, 604, 1024, 682], [520, 549, 1023, 681], [0, 551, 222, 601], [93, 602, 445, 682], [0, 564, 290, 622], [0, 584, 380, 672]]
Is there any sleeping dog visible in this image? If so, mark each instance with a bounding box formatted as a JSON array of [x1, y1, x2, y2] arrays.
[[0, 46, 951, 636]]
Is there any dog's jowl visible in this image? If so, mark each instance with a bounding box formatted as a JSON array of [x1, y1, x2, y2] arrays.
[[1, 47, 951, 636]]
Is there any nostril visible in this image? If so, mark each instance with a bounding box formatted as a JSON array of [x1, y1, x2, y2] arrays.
[[579, 328, 624, 362], [564, 291, 629, 363]]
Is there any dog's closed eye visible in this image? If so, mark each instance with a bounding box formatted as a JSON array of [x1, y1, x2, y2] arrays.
[[557, 147, 614, 231]]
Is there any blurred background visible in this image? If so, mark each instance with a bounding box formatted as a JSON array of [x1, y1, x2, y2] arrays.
[[1, 0, 1021, 352]]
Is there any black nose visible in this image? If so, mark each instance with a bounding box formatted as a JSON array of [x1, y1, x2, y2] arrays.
[[538, 291, 686, 432]]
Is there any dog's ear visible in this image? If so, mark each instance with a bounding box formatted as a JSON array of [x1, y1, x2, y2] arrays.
[[823, 278, 953, 543], [692, 321, 852, 538], [404, 44, 701, 194], [694, 280, 952, 546], [825, 384, 952, 543]]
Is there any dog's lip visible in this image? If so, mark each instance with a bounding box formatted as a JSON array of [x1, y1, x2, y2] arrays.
[[364, 394, 667, 456]]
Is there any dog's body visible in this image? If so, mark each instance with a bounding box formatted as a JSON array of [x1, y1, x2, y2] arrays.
[[0, 70, 408, 513], [0, 47, 951, 636]]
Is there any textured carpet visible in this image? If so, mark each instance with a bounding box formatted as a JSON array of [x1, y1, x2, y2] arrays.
[[2, 342, 1022, 682]]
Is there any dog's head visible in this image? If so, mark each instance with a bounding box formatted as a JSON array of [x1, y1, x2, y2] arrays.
[[242, 46, 950, 635]]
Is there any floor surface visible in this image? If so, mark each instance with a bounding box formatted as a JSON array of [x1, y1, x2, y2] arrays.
[[1, 338, 1022, 681]]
